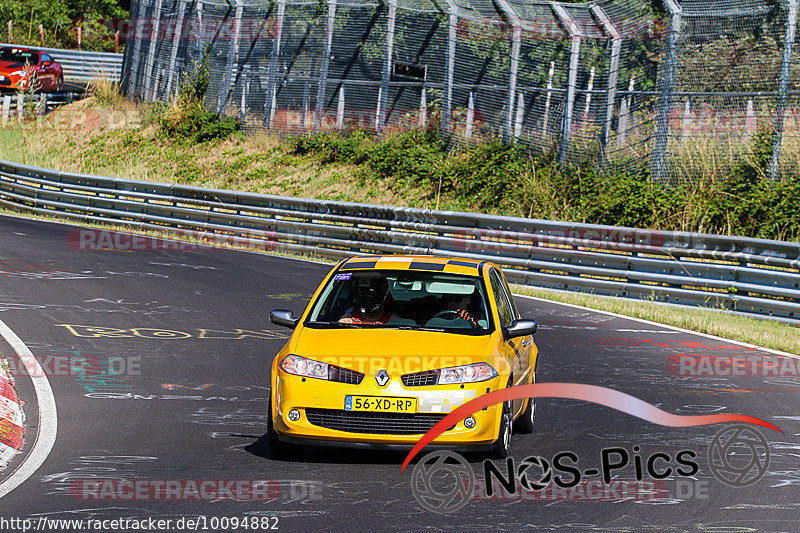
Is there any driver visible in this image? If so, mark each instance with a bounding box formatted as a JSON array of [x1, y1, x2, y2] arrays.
[[442, 293, 478, 328], [339, 278, 399, 325]]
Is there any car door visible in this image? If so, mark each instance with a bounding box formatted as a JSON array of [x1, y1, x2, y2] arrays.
[[488, 268, 525, 416], [39, 54, 55, 89]]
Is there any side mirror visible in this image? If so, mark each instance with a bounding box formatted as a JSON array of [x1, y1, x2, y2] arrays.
[[42, 61, 52, 67], [503, 319, 537, 341], [270, 309, 299, 329]]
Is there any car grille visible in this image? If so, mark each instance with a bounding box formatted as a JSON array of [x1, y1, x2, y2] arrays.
[[328, 365, 364, 385], [402, 370, 439, 387], [305, 408, 447, 435]]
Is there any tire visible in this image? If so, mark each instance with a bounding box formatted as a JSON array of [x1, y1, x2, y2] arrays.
[[515, 372, 535, 434], [491, 399, 513, 459], [267, 397, 298, 458]]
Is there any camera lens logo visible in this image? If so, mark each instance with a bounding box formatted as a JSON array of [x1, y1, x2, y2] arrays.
[[708, 424, 770, 487], [411, 451, 474, 514], [517, 456, 552, 491]]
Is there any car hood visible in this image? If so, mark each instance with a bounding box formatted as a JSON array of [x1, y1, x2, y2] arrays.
[[290, 327, 496, 374], [0, 62, 29, 75]]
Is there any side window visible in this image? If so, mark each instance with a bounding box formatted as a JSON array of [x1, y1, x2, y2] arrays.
[[42, 54, 51, 64], [500, 273, 520, 319], [489, 270, 513, 327]]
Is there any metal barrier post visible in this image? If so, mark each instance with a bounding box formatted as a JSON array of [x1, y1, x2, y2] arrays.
[[315, 0, 337, 132], [552, 3, 582, 164], [144, 0, 164, 101], [377, 0, 397, 134], [166, 0, 188, 97], [769, 0, 799, 180], [264, 0, 286, 128], [127, 0, 149, 98], [495, 0, 522, 143], [591, 5, 622, 161], [441, 0, 457, 134], [218, 0, 243, 114], [651, 0, 682, 183]]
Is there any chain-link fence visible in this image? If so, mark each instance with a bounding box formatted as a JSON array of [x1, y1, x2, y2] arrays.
[[120, 0, 800, 182]]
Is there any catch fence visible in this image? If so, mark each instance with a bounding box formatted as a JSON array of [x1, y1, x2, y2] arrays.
[[121, 0, 800, 181]]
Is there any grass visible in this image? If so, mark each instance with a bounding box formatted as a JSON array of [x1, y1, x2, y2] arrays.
[[513, 285, 800, 355], [1, 206, 797, 355]]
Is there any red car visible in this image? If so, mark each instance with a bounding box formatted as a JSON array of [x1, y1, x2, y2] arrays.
[[0, 47, 64, 92]]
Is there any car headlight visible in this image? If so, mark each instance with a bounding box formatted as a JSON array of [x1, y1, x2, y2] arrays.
[[10, 70, 27, 77], [280, 354, 329, 380], [438, 363, 498, 384]]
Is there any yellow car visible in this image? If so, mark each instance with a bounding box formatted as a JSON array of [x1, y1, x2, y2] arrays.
[[267, 255, 538, 458]]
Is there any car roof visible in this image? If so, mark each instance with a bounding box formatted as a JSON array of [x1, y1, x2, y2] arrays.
[[339, 255, 484, 276]]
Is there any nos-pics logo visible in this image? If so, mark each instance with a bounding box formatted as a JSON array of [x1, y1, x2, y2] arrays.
[[410, 424, 771, 514]]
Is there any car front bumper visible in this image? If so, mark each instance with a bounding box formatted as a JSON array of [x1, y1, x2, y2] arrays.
[[272, 370, 504, 447]]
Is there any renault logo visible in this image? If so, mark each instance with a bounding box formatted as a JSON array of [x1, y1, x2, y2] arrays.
[[375, 370, 390, 386]]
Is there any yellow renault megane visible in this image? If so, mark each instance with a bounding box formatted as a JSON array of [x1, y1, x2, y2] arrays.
[[267, 255, 538, 458]]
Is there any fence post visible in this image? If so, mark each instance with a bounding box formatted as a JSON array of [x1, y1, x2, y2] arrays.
[[218, 0, 244, 115], [195, 0, 205, 57], [495, 0, 522, 143], [144, 0, 164, 101], [419, 87, 427, 128], [651, 0, 682, 183], [769, 0, 799, 180], [618, 72, 635, 148], [746, 99, 756, 136], [377, 0, 397, 133], [166, 0, 188, 97], [514, 92, 524, 139], [542, 61, 554, 135], [552, 3, 582, 164], [16, 94, 23, 122], [465, 92, 474, 139], [441, 0, 458, 134], [591, 5, 621, 160], [1, 95, 10, 123], [315, 0, 337, 132], [264, 0, 286, 128], [127, 0, 149, 98], [337, 86, 345, 129]]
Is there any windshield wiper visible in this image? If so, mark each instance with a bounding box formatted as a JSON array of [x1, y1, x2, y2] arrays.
[[395, 326, 445, 332]]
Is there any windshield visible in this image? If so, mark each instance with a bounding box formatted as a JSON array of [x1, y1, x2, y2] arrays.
[[0, 48, 39, 65], [306, 269, 492, 334]]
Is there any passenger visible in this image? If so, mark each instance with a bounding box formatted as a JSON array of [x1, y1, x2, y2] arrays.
[[339, 278, 399, 325]]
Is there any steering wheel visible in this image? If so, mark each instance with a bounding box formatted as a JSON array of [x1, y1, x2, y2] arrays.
[[429, 310, 478, 328], [430, 310, 461, 320]]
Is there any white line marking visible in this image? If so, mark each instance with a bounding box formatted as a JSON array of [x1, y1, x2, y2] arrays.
[[514, 293, 799, 359], [0, 318, 58, 499]]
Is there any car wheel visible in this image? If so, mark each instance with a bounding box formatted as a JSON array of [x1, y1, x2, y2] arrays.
[[491, 399, 512, 459], [55, 75, 63, 92], [515, 373, 535, 434], [267, 397, 298, 459]]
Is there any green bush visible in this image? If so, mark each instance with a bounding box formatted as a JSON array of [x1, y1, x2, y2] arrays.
[[289, 128, 800, 242], [156, 46, 240, 144]]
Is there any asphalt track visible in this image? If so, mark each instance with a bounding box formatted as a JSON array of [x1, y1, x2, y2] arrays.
[[0, 213, 798, 532]]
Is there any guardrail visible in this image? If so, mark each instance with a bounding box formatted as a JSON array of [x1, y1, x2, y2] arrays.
[[1, 92, 84, 121], [0, 43, 122, 83], [1, 158, 798, 324]]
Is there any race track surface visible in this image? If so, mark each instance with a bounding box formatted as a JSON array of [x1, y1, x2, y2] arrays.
[[0, 214, 797, 532]]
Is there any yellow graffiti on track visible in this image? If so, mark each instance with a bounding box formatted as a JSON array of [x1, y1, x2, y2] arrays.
[[55, 325, 288, 340]]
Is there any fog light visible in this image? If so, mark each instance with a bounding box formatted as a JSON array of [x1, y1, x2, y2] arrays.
[[464, 416, 476, 429], [288, 409, 300, 422]]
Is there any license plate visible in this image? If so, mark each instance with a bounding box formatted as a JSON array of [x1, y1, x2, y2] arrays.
[[345, 395, 417, 413]]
